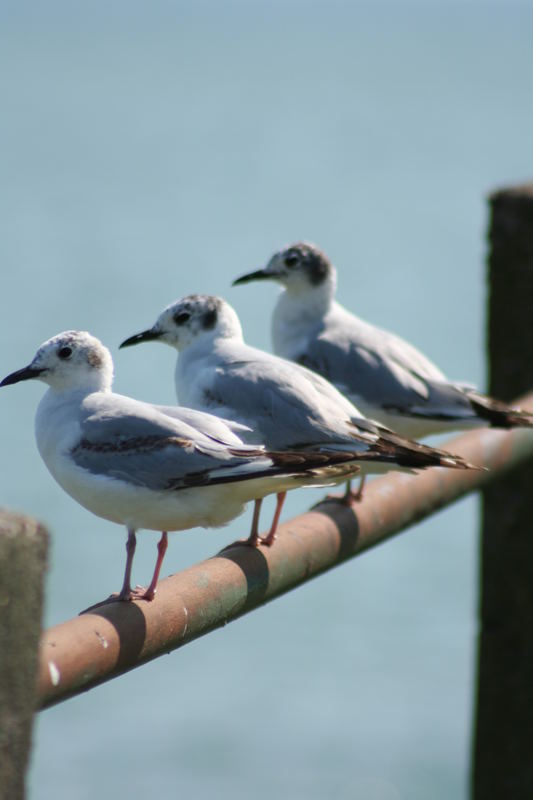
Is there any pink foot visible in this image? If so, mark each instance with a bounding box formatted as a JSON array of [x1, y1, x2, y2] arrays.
[[323, 475, 366, 506], [324, 487, 364, 506], [102, 584, 156, 603], [79, 590, 134, 614], [130, 584, 157, 601], [223, 533, 265, 551]]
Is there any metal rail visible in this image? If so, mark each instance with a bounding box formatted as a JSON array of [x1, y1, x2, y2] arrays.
[[38, 404, 533, 708], [36, 397, 533, 710]]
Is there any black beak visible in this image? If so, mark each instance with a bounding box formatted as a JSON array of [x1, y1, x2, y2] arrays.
[[119, 329, 162, 349], [0, 365, 44, 387], [232, 268, 273, 286]]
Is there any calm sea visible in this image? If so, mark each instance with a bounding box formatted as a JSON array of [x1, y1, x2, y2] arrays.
[[1, 2, 532, 798]]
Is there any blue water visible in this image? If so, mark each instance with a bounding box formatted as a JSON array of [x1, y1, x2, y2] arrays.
[[1, 2, 532, 798]]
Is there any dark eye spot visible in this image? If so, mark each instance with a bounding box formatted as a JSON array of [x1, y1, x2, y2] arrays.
[[284, 253, 300, 268], [202, 308, 218, 330], [58, 346, 72, 360], [173, 311, 190, 326]]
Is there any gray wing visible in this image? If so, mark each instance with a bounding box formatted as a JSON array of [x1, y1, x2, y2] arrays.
[[153, 404, 256, 447], [192, 352, 376, 450], [298, 337, 474, 417], [70, 394, 263, 490], [295, 312, 479, 423], [334, 307, 448, 384], [192, 363, 476, 470]]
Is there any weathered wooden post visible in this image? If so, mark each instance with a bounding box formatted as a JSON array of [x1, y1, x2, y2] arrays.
[[472, 185, 533, 798], [0, 511, 48, 800]]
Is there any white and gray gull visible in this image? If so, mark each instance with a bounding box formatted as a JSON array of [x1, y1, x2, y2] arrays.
[[119, 295, 478, 536], [233, 241, 533, 439], [1, 331, 363, 601]]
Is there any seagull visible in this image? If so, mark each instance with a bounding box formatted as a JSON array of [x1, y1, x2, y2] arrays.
[[0, 331, 363, 601], [233, 241, 533, 439], [120, 295, 478, 527]]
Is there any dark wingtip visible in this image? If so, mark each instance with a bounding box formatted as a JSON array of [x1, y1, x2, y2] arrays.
[[467, 390, 533, 429], [439, 454, 486, 471], [119, 329, 161, 349]]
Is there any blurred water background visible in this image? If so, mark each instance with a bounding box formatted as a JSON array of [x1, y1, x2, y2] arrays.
[[1, 1, 532, 798]]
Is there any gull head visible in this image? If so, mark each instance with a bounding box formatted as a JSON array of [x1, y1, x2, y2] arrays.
[[120, 294, 244, 353], [0, 331, 114, 393], [233, 241, 336, 295]]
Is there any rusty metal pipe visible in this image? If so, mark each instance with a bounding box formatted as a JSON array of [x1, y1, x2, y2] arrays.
[[37, 398, 533, 710]]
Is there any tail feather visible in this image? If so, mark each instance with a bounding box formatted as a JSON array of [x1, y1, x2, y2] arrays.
[[230, 435, 482, 477], [228, 447, 362, 480], [355, 442, 481, 471], [358, 426, 483, 471], [466, 390, 533, 429], [175, 449, 361, 490]]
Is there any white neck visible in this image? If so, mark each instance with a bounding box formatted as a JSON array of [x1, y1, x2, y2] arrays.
[[45, 371, 112, 395], [35, 384, 104, 469], [274, 270, 334, 327], [215, 310, 245, 342], [272, 280, 333, 358]]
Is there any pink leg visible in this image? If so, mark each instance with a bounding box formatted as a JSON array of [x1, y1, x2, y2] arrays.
[[261, 491, 286, 547], [245, 498, 263, 547], [346, 475, 366, 502], [117, 528, 137, 601], [133, 531, 168, 601], [221, 499, 265, 551], [326, 476, 366, 505]]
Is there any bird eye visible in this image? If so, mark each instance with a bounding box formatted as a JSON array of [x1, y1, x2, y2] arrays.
[[58, 346, 72, 360], [284, 253, 299, 268], [173, 311, 191, 326]]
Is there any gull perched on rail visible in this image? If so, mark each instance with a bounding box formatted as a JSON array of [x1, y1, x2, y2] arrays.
[[1, 331, 363, 601], [120, 295, 478, 532], [233, 241, 533, 439]]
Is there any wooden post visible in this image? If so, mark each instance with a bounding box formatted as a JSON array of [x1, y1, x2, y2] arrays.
[[0, 511, 48, 800], [472, 185, 533, 798]]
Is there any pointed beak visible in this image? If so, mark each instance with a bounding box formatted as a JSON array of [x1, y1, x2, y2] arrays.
[[0, 365, 45, 387], [119, 329, 162, 349], [232, 268, 274, 286]]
